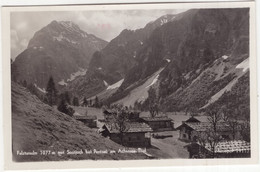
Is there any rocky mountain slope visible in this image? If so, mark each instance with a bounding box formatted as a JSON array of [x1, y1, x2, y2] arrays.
[[13, 8, 249, 120], [12, 21, 107, 90], [12, 82, 146, 162], [156, 8, 249, 113], [64, 14, 177, 98], [92, 8, 249, 118], [82, 9, 249, 115]]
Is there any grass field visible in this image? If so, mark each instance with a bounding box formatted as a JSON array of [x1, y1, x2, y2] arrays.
[[12, 83, 147, 161]]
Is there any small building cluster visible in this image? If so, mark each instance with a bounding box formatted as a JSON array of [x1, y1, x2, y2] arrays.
[[176, 116, 242, 142], [101, 122, 153, 147], [176, 121, 239, 142], [140, 116, 174, 132], [73, 112, 97, 128], [176, 116, 250, 158], [100, 108, 174, 147], [185, 140, 250, 158]]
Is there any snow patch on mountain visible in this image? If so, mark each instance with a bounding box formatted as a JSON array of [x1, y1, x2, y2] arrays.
[[222, 55, 229, 59], [213, 61, 226, 81], [166, 59, 171, 63], [236, 58, 249, 72], [200, 77, 239, 109], [200, 58, 249, 109], [33, 46, 44, 50], [53, 34, 78, 44], [107, 79, 124, 90], [58, 79, 68, 86], [133, 51, 137, 58], [146, 74, 160, 88], [67, 68, 87, 82], [160, 18, 168, 25], [59, 21, 81, 33], [103, 80, 109, 87], [115, 68, 164, 106], [58, 69, 87, 86], [34, 83, 47, 93]]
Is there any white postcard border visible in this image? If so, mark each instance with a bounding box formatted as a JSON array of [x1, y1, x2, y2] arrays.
[[1, 1, 258, 170]]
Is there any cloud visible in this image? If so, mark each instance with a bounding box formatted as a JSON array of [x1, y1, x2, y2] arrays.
[[11, 30, 19, 49], [10, 9, 187, 60], [20, 39, 28, 48]]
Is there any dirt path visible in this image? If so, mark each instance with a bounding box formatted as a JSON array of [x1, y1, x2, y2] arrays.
[[147, 131, 189, 159]]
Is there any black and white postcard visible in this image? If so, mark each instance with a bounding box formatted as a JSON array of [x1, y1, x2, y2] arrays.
[[1, 1, 258, 170]]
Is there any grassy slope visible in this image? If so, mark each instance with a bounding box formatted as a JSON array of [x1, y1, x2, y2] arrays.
[[12, 82, 146, 162]]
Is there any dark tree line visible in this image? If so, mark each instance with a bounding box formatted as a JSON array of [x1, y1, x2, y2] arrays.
[[81, 96, 102, 108]]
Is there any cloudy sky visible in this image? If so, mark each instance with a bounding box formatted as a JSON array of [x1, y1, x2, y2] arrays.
[[11, 9, 186, 60]]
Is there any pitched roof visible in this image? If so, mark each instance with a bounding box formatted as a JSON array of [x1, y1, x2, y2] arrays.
[[176, 122, 231, 132], [188, 116, 209, 122], [204, 140, 250, 153], [141, 116, 172, 122], [103, 109, 140, 115], [74, 115, 97, 120], [104, 122, 153, 133], [185, 116, 201, 123]]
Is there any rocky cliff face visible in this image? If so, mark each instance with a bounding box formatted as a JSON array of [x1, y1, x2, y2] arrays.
[[122, 8, 249, 89], [95, 8, 249, 117], [156, 8, 249, 113], [65, 14, 177, 98], [19, 9, 249, 118], [12, 21, 107, 90]]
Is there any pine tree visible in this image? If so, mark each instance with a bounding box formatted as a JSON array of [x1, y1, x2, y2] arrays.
[[58, 96, 75, 116], [73, 96, 79, 106], [83, 97, 88, 107], [58, 97, 67, 114], [113, 107, 129, 145], [147, 87, 158, 118], [94, 96, 99, 108], [89, 99, 92, 107], [46, 76, 57, 106], [23, 80, 27, 88], [64, 91, 71, 104]]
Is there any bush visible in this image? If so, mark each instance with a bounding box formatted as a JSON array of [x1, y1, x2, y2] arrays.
[[58, 98, 75, 116]]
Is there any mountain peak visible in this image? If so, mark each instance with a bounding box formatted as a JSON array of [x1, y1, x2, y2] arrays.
[[58, 21, 81, 32], [14, 19, 108, 89], [46, 20, 83, 34], [147, 14, 176, 25]]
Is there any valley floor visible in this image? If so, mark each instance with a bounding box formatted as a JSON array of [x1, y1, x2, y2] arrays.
[[73, 106, 190, 159], [147, 131, 189, 159]]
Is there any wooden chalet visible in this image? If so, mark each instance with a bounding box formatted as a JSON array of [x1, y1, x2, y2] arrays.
[[185, 140, 250, 158], [74, 113, 97, 128], [140, 116, 174, 131], [176, 121, 241, 142], [101, 122, 153, 147], [185, 116, 203, 123]]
